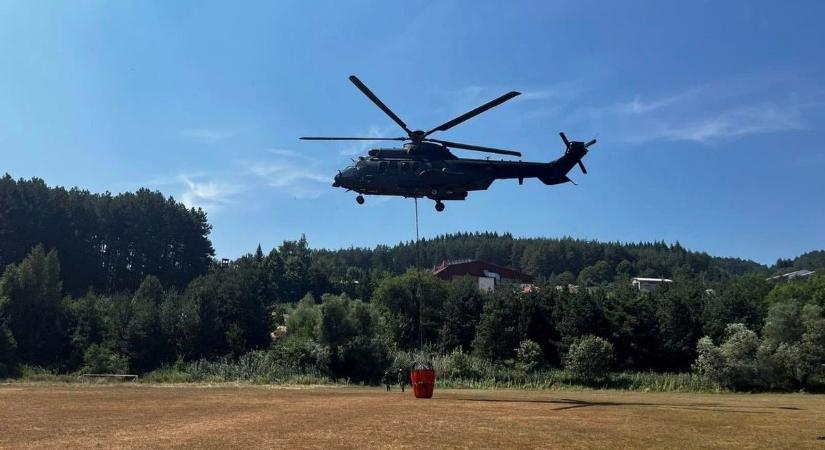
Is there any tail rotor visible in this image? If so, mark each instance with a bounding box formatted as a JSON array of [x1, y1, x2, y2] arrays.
[[560, 132, 596, 175]]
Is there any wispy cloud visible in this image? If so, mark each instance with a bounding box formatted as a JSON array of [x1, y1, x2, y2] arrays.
[[181, 128, 237, 144], [143, 172, 240, 212], [637, 105, 806, 143], [440, 81, 584, 124], [443, 81, 582, 106], [339, 126, 395, 156], [178, 175, 240, 212], [246, 145, 334, 199], [572, 75, 818, 144]]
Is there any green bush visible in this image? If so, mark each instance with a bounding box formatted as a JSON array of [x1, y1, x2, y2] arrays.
[[516, 339, 544, 373], [693, 323, 759, 389], [0, 321, 17, 378], [82, 344, 130, 374], [565, 335, 614, 381], [271, 337, 331, 374]]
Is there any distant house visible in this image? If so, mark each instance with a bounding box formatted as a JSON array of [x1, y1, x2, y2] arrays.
[[554, 284, 601, 295], [433, 259, 533, 293], [767, 269, 816, 282], [631, 277, 673, 292]]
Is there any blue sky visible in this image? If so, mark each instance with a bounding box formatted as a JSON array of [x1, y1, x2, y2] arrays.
[[1, 1, 823, 265]]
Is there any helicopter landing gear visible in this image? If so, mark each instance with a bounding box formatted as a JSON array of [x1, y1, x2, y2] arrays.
[[434, 201, 445, 212], [356, 195, 365, 205]]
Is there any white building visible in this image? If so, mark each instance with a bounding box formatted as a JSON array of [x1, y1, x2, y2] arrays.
[[631, 277, 673, 292], [767, 269, 816, 282]]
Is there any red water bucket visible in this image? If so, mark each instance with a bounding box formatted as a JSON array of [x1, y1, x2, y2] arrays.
[[410, 369, 436, 398]]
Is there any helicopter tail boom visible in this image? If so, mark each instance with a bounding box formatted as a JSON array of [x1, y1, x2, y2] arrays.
[[540, 132, 596, 184]]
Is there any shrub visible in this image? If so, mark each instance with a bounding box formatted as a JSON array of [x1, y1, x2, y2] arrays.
[[82, 344, 130, 374], [0, 321, 17, 378], [271, 337, 331, 374], [565, 335, 614, 381], [693, 323, 759, 389], [516, 339, 544, 373]]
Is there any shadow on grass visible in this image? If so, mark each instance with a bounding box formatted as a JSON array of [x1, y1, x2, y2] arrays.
[[440, 396, 801, 414]]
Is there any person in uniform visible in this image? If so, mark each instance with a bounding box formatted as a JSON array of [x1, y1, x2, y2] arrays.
[[397, 368, 406, 393], [382, 370, 392, 391]]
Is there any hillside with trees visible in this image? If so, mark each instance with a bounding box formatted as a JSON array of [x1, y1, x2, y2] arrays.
[[0, 175, 823, 391]]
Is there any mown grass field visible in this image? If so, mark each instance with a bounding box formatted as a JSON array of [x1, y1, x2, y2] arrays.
[[1, 383, 823, 449]]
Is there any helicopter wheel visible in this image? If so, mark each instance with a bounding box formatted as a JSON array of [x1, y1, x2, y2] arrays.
[[434, 201, 445, 212], [356, 195, 365, 205]]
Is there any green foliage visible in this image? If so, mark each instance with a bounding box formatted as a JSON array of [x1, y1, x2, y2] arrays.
[[438, 277, 486, 352], [603, 283, 661, 370], [0, 245, 67, 367], [765, 274, 825, 307], [373, 270, 447, 349], [286, 294, 321, 340], [82, 344, 129, 374], [577, 261, 612, 286], [317, 294, 388, 382], [756, 303, 825, 389], [473, 288, 555, 362], [2, 177, 824, 392], [653, 281, 705, 370], [271, 337, 330, 374], [702, 275, 769, 341], [516, 339, 544, 373], [64, 292, 108, 369], [694, 323, 761, 389], [144, 350, 330, 384], [0, 176, 214, 296], [0, 320, 17, 378], [565, 335, 614, 381]]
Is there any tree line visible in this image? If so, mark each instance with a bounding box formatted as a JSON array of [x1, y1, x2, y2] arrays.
[[1, 241, 823, 389], [0, 175, 823, 390], [0, 175, 213, 296]]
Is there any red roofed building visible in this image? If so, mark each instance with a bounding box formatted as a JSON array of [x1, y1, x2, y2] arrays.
[[432, 259, 533, 293]]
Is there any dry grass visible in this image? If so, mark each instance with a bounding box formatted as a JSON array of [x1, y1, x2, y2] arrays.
[[1, 383, 823, 449]]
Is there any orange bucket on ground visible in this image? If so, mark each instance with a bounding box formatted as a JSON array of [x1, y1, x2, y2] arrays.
[[410, 368, 436, 398]]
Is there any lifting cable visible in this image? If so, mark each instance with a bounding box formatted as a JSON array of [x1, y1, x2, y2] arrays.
[[414, 197, 423, 348]]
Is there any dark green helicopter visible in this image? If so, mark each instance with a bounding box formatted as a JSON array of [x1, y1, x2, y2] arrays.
[[301, 75, 596, 212]]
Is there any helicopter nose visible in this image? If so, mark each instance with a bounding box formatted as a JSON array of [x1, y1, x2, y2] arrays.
[[332, 172, 341, 187]]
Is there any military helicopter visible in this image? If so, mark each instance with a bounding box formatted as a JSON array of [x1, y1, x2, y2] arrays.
[[301, 75, 596, 212]]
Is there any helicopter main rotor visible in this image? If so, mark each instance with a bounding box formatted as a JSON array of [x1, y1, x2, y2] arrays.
[[300, 75, 523, 158]]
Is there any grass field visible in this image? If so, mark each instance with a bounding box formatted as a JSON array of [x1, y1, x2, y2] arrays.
[[1, 383, 824, 449]]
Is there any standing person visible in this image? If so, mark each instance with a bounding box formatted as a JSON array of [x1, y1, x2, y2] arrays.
[[382, 370, 392, 392], [397, 368, 406, 393]]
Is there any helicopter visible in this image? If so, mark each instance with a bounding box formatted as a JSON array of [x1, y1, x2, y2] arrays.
[[301, 75, 596, 212]]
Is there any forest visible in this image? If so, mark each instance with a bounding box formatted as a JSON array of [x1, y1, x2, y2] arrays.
[[1, 175, 824, 391]]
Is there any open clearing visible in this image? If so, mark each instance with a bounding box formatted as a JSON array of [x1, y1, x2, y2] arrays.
[[1, 384, 823, 449]]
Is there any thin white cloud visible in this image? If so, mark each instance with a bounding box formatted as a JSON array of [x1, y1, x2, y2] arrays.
[[266, 148, 316, 160], [573, 75, 818, 144], [642, 105, 805, 144], [181, 128, 236, 144], [177, 175, 240, 212], [246, 151, 332, 199], [339, 126, 396, 156], [444, 81, 582, 106]]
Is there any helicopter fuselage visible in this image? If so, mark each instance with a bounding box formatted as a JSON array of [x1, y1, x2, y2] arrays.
[[332, 142, 587, 204], [302, 75, 595, 211]]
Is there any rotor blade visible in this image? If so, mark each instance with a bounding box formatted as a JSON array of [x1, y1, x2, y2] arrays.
[[577, 160, 588, 174], [424, 91, 521, 137], [348, 75, 413, 136], [300, 136, 407, 141], [559, 132, 571, 149], [427, 138, 522, 157]]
